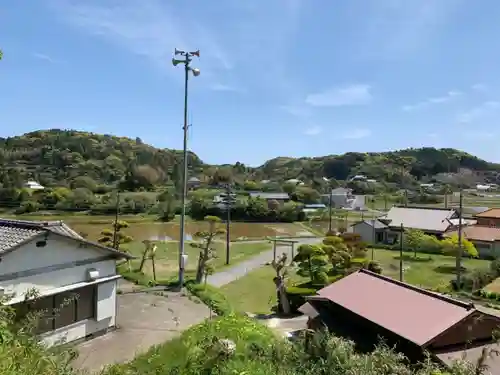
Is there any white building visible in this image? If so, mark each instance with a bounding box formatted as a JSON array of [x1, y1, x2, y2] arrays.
[[0, 219, 132, 347], [24, 180, 45, 190]]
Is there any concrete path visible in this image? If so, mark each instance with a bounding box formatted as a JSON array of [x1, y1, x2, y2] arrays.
[[207, 237, 320, 287], [72, 280, 210, 373]]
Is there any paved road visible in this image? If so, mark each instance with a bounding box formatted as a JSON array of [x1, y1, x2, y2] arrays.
[[207, 237, 320, 287], [73, 280, 211, 372]]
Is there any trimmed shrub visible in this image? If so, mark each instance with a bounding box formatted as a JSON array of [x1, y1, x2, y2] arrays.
[[186, 281, 235, 316]]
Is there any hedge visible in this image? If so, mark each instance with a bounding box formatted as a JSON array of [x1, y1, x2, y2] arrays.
[[185, 281, 235, 316], [285, 275, 343, 313]]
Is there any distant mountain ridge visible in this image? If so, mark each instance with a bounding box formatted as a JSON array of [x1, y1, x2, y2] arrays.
[[0, 129, 498, 188]]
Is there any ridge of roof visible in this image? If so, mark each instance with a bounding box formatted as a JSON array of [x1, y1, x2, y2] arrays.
[[0, 218, 132, 259], [357, 269, 475, 310]]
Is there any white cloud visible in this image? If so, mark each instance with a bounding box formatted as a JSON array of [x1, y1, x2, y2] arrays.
[[280, 105, 311, 117], [342, 128, 372, 140], [471, 83, 488, 92], [402, 90, 462, 111], [49, 0, 231, 76], [461, 131, 496, 140], [304, 125, 322, 136], [457, 101, 500, 123], [32, 52, 62, 64], [305, 84, 372, 107], [210, 83, 243, 92], [358, 0, 460, 59]]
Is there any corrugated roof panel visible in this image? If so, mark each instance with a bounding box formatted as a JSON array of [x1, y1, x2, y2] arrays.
[[314, 270, 473, 346]]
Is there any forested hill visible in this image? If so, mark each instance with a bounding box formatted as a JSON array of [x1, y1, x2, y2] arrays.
[[0, 129, 499, 189]]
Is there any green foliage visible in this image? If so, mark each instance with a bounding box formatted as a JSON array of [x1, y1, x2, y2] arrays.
[[441, 234, 478, 258], [293, 244, 329, 285], [185, 282, 235, 316], [98, 220, 133, 251], [191, 216, 225, 283], [107, 314, 481, 375]]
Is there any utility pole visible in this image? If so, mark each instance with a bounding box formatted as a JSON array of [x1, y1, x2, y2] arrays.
[[399, 223, 404, 282], [456, 189, 464, 288], [221, 184, 235, 265], [328, 189, 333, 233], [172, 49, 200, 289], [112, 192, 120, 249]]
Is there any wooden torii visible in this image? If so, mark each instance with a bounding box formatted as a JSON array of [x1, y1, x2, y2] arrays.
[[267, 237, 299, 262]]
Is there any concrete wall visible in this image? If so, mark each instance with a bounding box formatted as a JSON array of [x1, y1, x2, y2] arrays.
[[0, 236, 119, 346], [350, 222, 376, 243]]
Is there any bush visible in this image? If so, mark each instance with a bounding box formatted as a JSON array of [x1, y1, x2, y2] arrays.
[[286, 286, 317, 312], [186, 282, 235, 316]]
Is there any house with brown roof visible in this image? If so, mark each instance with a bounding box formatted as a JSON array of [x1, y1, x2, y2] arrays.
[[474, 208, 500, 227], [0, 218, 132, 347], [299, 269, 500, 371], [445, 225, 500, 259]]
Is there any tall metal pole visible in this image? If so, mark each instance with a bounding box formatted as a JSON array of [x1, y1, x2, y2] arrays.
[[328, 190, 333, 233], [456, 189, 463, 288], [178, 54, 190, 288], [112, 192, 120, 249], [399, 223, 404, 282], [225, 184, 231, 265]]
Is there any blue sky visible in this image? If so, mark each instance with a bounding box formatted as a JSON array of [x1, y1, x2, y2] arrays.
[[1, 0, 500, 166]]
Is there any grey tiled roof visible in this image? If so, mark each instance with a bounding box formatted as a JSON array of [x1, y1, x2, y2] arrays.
[[0, 224, 41, 253], [360, 219, 388, 229], [379, 207, 456, 233], [0, 218, 131, 258]]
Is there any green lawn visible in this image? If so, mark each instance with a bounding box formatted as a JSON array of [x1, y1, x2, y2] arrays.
[[371, 248, 489, 289], [125, 240, 271, 280], [221, 267, 308, 314], [220, 248, 491, 314]]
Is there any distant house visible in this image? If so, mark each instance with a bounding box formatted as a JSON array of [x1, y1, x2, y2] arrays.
[[187, 177, 201, 190], [285, 178, 304, 186], [24, 180, 44, 190], [248, 192, 290, 209], [445, 226, 500, 259], [376, 206, 458, 243], [303, 203, 327, 215], [0, 219, 132, 347], [299, 269, 500, 369], [249, 192, 289, 202], [321, 188, 366, 210], [349, 175, 367, 182], [474, 208, 500, 227], [348, 219, 388, 243]]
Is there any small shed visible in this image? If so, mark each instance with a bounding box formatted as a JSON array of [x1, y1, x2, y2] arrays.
[[348, 219, 388, 244], [300, 269, 500, 370]]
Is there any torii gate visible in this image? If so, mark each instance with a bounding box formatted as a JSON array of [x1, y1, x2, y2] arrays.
[[267, 237, 299, 262]]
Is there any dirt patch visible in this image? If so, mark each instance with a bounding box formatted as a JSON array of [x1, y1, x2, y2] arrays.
[[71, 222, 311, 242], [484, 278, 500, 293]]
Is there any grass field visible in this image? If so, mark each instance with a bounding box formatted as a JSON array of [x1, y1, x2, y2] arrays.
[[221, 266, 308, 314], [221, 247, 491, 314], [124, 240, 271, 281]]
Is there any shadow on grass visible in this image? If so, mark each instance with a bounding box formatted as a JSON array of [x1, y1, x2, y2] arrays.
[[434, 265, 467, 274], [393, 254, 433, 263]]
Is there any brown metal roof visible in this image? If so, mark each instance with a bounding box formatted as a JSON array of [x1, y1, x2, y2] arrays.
[[446, 225, 500, 243], [436, 343, 500, 375], [310, 269, 475, 347], [474, 208, 500, 219]]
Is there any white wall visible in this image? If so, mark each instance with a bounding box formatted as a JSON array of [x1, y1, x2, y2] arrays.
[[41, 280, 117, 347], [0, 236, 119, 346]]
